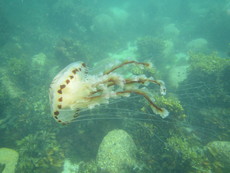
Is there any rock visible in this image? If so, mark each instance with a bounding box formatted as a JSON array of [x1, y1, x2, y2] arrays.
[[163, 23, 180, 39], [91, 14, 115, 35], [91, 7, 128, 36], [187, 38, 208, 53], [97, 129, 137, 173], [168, 65, 188, 88], [108, 7, 129, 25], [32, 53, 46, 67], [62, 159, 79, 173], [0, 148, 19, 173], [31, 52, 47, 75], [0, 68, 24, 99]]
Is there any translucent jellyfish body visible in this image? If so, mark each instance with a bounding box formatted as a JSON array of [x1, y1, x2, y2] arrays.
[[49, 61, 169, 124]]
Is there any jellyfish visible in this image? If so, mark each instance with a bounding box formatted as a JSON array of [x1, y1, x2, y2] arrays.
[[49, 60, 169, 124]]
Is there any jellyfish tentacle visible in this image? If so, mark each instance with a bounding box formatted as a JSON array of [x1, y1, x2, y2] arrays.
[[115, 90, 169, 118], [125, 78, 166, 95], [103, 60, 151, 75]]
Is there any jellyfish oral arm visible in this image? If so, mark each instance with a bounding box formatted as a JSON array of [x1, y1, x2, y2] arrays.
[[116, 89, 168, 118]]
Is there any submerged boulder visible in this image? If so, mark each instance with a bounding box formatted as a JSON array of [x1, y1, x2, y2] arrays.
[[0, 68, 24, 99], [97, 129, 137, 173], [168, 65, 188, 88], [0, 148, 19, 173], [31, 52, 47, 68], [186, 38, 208, 53]]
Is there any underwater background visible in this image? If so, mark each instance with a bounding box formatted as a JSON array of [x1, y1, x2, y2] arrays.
[[0, 0, 230, 172]]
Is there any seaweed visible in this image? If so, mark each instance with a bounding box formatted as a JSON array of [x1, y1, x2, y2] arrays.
[[16, 130, 64, 173], [179, 53, 230, 108], [165, 135, 210, 172]]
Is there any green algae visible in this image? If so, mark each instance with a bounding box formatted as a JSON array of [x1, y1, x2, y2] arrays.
[[166, 135, 211, 172], [188, 52, 230, 75], [16, 131, 64, 173], [179, 53, 230, 108], [206, 141, 230, 172], [155, 96, 186, 119], [7, 57, 29, 78]]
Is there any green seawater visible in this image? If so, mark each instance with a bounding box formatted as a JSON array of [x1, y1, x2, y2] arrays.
[[0, 0, 230, 172]]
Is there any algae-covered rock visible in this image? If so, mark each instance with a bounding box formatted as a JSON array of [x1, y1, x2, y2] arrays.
[[137, 36, 165, 61], [187, 38, 208, 53], [31, 52, 47, 75], [0, 68, 24, 99], [168, 65, 188, 88], [188, 53, 230, 75], [97, 129, 137, 173], [163, 23, 180, 39], [62, 159, 80, 173], [206, 141, 230, 168], [0, 148, 19, 173], [31, 52, 47, 68]]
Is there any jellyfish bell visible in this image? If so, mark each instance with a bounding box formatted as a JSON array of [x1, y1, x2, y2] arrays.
[[49, 62, 89, 123], [49, 60, 169, 125]]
